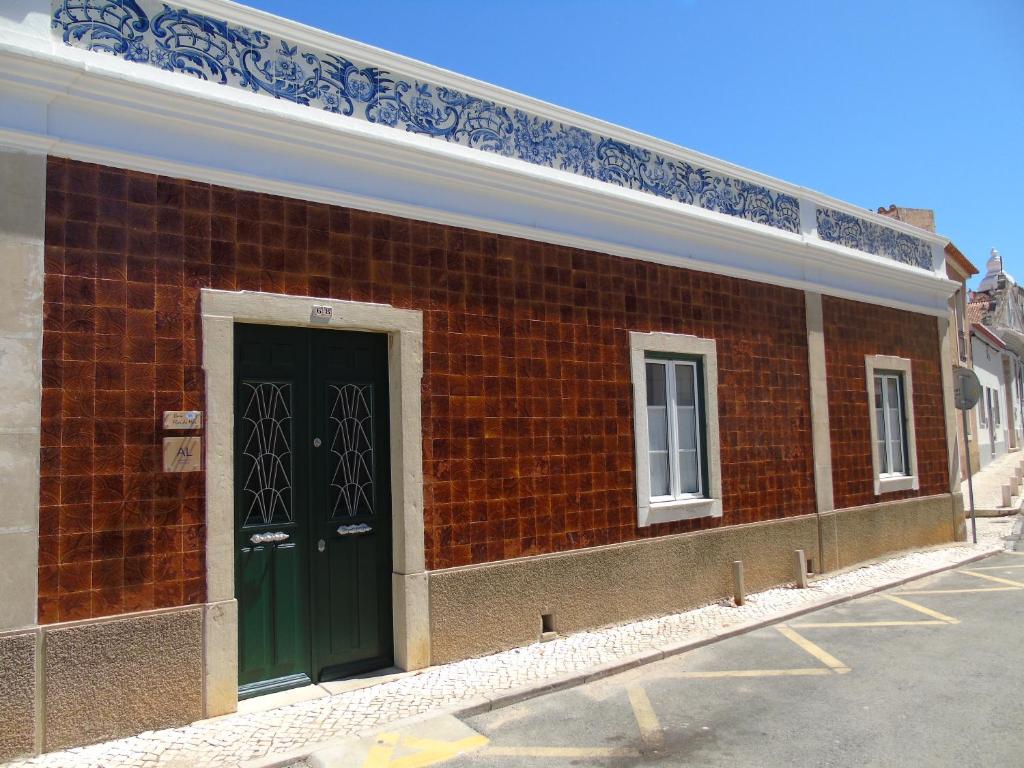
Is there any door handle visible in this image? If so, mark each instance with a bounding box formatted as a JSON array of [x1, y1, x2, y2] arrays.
[[249, 531, 290, 545], [336, 523, 372, 536]]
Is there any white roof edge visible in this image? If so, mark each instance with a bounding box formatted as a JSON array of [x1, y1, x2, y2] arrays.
[[0, 34, 956, 316], [124, 0, 945, 247]]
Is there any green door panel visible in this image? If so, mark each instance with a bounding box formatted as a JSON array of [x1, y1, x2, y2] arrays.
[[310, 330, 393, 680], [234, 323, 393, 696], [235, 324, 312, 697], [237, 540, 309, 689], [326, 535, 381, 657]]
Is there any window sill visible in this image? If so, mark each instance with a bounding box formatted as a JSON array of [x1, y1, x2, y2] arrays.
[[639, 497, 722, 527], [876, 474, 918, 495]]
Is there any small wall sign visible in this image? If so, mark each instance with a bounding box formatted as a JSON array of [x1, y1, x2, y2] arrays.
[[163, 410, 203, 430], [311, 304, 333, 322], [163, 436, 202, 472]]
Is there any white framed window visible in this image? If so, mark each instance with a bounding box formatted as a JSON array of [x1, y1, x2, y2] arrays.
[[865, 355, 919, 495], [645, 356, 705, 501], [873, 372, 909, 477], [979, 391, 987, 427], [630, 332, 722, 526], [993, 389, 1001, 427]]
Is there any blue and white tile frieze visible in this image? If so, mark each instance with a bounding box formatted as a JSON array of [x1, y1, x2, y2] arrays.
[[816, 207, 933, 270], [51, 0, 930, 269], [51, 0, 805, 233]]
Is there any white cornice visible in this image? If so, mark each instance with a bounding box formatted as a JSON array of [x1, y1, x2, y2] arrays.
[[0, 38, 956, 316]]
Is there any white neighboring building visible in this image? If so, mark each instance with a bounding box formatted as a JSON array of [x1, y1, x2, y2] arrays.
[[970, 322, 1013, 467], [968, 248, 1024, 467]]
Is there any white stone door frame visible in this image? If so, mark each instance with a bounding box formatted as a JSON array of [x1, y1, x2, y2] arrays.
[[199, 289, 428, 716]]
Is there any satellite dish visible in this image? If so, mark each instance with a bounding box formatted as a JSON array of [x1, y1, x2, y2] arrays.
[[953, 366, 982, 411]]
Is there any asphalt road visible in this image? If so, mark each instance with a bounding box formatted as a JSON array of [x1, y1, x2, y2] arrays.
[[439, 551, 1024, 768]]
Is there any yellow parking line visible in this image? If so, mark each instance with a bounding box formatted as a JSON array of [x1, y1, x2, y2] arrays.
[[483, 746, 637, 758], [792, 620, 948, 628], [881, 594, 959, 623], [363, 732, 399, 768], [776, 625, 851, 673], [676, 667, 834, 679], [386, 736, 489, 768], [892, 593, 1019, 598], [969, 563, 1024, 570], [627, 685, 663, 748], [961, 570, 1024, 588]]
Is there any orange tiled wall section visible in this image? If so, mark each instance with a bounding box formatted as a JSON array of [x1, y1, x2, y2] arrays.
[[39, 157, 821, 622], [822, 295, 949, 508]]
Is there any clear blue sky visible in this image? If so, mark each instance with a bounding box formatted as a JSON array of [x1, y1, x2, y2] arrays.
[[247, 0, 1022, 287]]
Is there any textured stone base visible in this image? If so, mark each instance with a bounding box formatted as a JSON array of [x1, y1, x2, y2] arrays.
[[0, 631, 37, 761], [428, 514, 821, 665], [0, 606, 205, 760], [820, 493, 960, 571], [43, 608, 203, 751], [428, 494, 958, 665]]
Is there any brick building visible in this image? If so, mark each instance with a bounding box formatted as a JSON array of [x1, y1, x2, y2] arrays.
[[0, 0, 964, 758]]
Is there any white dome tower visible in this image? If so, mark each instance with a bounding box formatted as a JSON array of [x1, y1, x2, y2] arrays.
[[978, 248, 1013, 292]]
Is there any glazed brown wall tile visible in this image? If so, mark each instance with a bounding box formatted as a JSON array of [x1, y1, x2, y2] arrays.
[[39, 156, 949, 623], [822, 295, 949, 509]]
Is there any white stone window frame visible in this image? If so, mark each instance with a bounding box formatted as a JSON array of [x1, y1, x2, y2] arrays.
[[865, 355, 920, 495], [630, 332, 723, 527]]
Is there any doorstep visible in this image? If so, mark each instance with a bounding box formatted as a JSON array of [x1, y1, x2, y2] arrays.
[[228, 668, 424, 718]]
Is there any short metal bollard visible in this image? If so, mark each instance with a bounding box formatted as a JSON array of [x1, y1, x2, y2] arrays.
[[732, 560, 745, 606], [794, 549, 809, 589]]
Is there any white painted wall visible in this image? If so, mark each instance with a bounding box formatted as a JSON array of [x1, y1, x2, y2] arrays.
[[971, 334, 1009, 468]]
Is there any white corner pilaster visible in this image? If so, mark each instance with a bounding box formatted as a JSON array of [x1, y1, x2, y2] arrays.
[[937, 317, 960, 495], [0, 147, 45, 632], [804, 292, 833, 514]]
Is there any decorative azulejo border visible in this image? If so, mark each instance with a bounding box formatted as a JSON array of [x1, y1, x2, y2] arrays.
[[51, 0, 801, 234], [816, 207, 933, 270]]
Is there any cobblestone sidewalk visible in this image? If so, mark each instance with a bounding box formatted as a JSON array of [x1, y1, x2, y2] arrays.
[[6, 517, 1014, 768], [961, 451, 1024, 512]]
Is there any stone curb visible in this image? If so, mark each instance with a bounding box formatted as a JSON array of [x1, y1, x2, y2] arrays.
[[251, 544, 1002, 768], [971, 509, 1021, 518]]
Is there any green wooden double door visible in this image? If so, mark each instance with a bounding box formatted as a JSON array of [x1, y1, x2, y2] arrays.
[[234, 323, 393, 698]]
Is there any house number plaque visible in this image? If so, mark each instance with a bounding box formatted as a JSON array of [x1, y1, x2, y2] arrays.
[[163, 436, 202, 473], [311, 304, 333, 322]]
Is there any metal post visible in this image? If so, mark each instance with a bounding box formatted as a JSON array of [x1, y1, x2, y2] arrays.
[[962, 407, 978, 544], [732, 560, 745, 606], [794, 550, 809, 589]]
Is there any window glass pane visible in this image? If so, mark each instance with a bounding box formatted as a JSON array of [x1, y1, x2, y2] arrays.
[[677, 404, 697, 450], [886, 377, 906, 475], [675, 364, 695, 406], [874, 376, 888, 472], [646, 362, 670, 497], [675, 364, 700, 494], [650, 453, 670, 498], [678, 450, 699, 494], [646, 362, 666, 407]]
